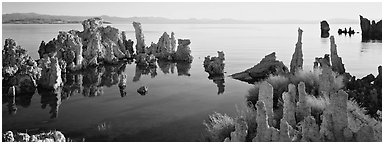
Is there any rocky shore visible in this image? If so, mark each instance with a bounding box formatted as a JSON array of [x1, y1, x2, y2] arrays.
[[3, 130, 66, 142], [204, 28, 382, 142]]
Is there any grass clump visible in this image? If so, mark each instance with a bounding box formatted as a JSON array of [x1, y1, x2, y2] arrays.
[[203, 112, 235, 142]]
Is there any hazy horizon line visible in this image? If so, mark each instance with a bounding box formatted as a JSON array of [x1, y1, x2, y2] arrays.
[[3, 12, 376, 23]]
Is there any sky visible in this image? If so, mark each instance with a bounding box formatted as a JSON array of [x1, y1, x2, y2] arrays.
[[2, 2, 382, 21]]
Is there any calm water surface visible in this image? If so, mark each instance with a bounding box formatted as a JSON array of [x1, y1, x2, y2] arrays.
[[2, 23, 382, 141]]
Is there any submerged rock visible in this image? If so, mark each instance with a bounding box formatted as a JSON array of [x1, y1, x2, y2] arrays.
[[137, 86, 148, 95], [203, 51, 225, 77], [290, 28, 303, 74], [230, 52, 289, 84], [359, 15, 382, 41], [320, 20, 330, 38]]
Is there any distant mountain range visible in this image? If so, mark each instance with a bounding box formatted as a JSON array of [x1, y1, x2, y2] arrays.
[[2, 13, 360, 24]]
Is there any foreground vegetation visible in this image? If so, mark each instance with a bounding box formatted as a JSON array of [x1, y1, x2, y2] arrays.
[[203, 31, 381, 142]]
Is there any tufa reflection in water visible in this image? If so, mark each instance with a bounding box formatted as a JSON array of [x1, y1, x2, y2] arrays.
[[3, 86, 34, 115], [4, 61, 130, 118], [4, 59, 193, 118], [157, 59, 191, 76], [208, 75, 225, 95], [38, 87, 62, 119], [133, 60, 191, 82], [63, 61, 130, 98]]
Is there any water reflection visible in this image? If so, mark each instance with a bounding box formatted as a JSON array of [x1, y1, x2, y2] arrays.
[[157, 60, 176, 74], [133, 65, 157, 82], [3, 90, 35, 115], [206, 75, 225, 95], [360, 41, 382, 53], [3, 59, 193, 118], [62, 62, 129, 97], [361, 40, 382, 43], [150, 60, 191, 77], [38, 87, 62, 119], [176, 61, 191, 76]]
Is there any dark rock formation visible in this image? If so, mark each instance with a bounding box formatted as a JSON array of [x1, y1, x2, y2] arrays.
[[145, 34, 193, 63], [130, 22, 193, 63], [132, 21, 146, 54], [2, 39, 41, 95], [313, 54, 331, 69], [320, 20, 330, 38], [135, 53, 157, 67], [137, 86, 148, 95], [122, 32, 135, 55], [329, 36, 345, 74], [175, 39, 193, 62], [346, 65, 382, 117], [39, 17, 132, 71], [148, 32, 174, 59], [338, 27, 355, 36], [290, 28, 303, 74], [359, 15, 382, 41], [230, 52, 289, 84], [204, 51, 225, 77]]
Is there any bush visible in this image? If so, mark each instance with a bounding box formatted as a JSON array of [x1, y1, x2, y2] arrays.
[[203, 112, 235, 142]]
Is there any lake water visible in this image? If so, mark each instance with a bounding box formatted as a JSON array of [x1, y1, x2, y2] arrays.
[[2, 23, 382, 141]]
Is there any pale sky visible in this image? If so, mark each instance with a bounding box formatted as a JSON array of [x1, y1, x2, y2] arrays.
[[2, 2, 382, 21]]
